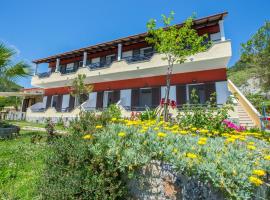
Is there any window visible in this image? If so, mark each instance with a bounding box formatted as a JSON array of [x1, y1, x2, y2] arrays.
[[140, 47, 153, 57], [66, 63, 74, 73]]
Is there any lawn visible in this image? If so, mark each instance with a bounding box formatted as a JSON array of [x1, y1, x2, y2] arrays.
[[0, 130, 47, 199]]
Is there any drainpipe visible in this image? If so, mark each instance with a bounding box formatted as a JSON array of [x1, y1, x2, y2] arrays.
[[117, 43, 122, 61], [219, 20, 225, 41]]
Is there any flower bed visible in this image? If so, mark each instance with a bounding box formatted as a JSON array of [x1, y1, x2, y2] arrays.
[[39, 114, 270, 199]]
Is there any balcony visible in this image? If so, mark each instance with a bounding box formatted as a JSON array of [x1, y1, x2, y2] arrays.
[[32, 40, 231, 88]]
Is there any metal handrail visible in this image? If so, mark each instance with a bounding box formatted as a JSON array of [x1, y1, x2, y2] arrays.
[[37, 71, 51, 78], [123, 51, 155, 63]]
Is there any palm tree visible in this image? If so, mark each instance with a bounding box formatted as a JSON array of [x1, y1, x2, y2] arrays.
[[0, 43, 32, 89]]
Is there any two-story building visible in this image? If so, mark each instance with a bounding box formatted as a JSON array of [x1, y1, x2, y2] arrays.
[[24, 12, 231, 122]]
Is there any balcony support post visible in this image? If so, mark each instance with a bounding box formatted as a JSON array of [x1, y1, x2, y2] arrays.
[[55, 58, 60, 72], [34, 63, 38, 76], [83, 51, 87, 67], [117, 43, 122, 61], [219, 20, 225, 41]]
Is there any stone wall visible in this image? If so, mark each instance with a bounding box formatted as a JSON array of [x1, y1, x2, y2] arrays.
[[127, 161, 268, 200]]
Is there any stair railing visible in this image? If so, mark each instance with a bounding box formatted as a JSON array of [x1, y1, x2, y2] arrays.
[[227, 79, 261, 128]]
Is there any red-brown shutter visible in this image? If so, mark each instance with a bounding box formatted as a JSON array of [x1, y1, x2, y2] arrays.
[[176, 85, 187, 106], [46, 96, 52, 109], [131, 89, 140, 108], [96, 91, 104, 109], [112, 90, 120, 103], [152, 87, 161, 107], [69, 95, 75, 110], [205, 82, 216, 102], [56, 95, 63, 112]]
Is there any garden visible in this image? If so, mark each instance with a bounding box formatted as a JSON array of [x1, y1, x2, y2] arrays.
[[36, 100, 269, 199]]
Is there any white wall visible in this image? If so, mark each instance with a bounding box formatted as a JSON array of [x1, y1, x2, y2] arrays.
[[62, 94, 70, 111], [216, 81, 229, 104], [120, 89, 131, 107], [88, 92, 97, 108], [161, 86, 176, 101]]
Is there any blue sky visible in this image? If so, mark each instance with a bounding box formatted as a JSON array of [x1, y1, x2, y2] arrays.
[[1, 0, 270, 88]]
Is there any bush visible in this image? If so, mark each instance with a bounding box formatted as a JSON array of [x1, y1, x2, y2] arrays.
[[177, 90, 233, 132], [39, 114, 270, 199]]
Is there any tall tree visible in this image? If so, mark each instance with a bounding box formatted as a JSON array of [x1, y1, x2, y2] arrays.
[[71, 74, 93, 106], [146, 12, 210, 120], [0, 43, 31, 89], [241, 21, 270, 91]]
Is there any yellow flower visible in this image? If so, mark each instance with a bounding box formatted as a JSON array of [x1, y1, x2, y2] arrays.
[[200, 129, 209, 134], [118, 132, 126, 137], [153, 127, 159, 131], [249, 176, 263, 186], [253, 169, 266, 177], [191, 127, 197, 131], [111, 117, 117, 122], [247, 145, 256, 150], [225, 138, 235, 143], [172, 148, 178, 153], [198, 137, 207, 145], [82, 134, 93, 140], [264, 155, 270, 160], [157, 132, 167, 138], [179, 130, 188, 135], [186, 153, 198, 159], [95, 125, 103, 129]]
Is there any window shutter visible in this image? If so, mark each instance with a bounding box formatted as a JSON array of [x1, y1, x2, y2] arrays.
[[152, 87, 161, 107], [205, 83, 216, 102], [69, 95, 75, 111], [112, 90, 120, 103], [131, 89, 140, 108], [96, 92, 104, 109], [46, 96, 52, 109], [56, 95, 63, 112], [176, 85, 187, 106]]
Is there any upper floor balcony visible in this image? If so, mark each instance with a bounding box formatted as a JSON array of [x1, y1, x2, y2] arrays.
[[32, 40, 232, 88], [31, 12, 230, 88]]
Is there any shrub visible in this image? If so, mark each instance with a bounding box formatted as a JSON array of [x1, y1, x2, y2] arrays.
[[139, 107, 158, 121], [39, 115, 270, 199], [177, 90, 233, 132]]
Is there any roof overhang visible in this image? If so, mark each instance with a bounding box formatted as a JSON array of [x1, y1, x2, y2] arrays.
[[33, 12, 228, 64]]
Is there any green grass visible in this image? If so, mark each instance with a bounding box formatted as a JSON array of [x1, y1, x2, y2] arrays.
[[0, 130, 47, 199]]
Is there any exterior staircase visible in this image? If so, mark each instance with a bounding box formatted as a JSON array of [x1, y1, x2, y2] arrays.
[[235, 103, 255, 128], [228, 79, 261, 129]]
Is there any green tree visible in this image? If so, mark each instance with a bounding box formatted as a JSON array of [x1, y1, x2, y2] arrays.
[[241, 21, 270, 91], [0, 43, 31, 88], [71, 74, 93, 106], [146, 12, 210, 120]]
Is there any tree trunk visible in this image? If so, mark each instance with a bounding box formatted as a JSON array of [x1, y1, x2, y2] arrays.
[[163, 60, 173, 121]]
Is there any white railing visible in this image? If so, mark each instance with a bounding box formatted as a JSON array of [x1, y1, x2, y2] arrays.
[[228, 79, 261, 128]]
